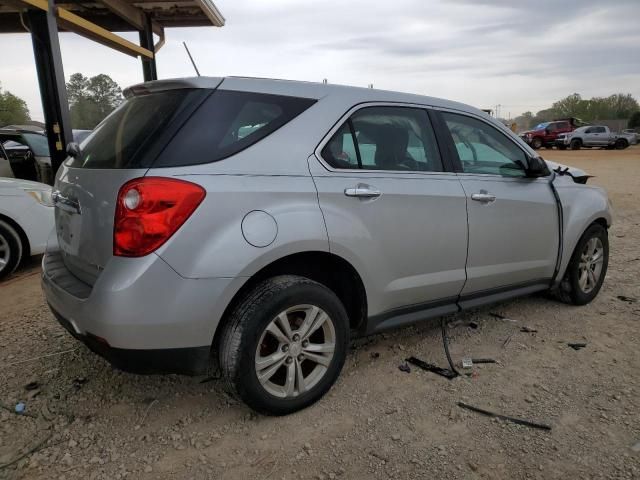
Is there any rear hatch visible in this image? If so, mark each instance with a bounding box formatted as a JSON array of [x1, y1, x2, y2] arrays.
[[53, 81, 218, 285]]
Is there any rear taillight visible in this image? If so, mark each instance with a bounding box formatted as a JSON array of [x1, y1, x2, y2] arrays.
[[114, 177, 205, 257]]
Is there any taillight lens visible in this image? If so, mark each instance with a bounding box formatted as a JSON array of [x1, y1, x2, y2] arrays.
[[114, 177, 205, 257]]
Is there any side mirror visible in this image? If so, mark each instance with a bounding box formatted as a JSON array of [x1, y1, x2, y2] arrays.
[[526, 156, 550, 178], [544, 128, 551, 134], [66, 142, 80, 158]]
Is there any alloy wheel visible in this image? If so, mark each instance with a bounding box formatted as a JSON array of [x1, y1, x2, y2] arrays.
[[255, 304, 336, 398], [578, 237, 604, 294], [0, 233, 9, 272]]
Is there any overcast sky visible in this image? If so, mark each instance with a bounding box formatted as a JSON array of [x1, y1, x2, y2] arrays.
[[1, 0, 639, 121]]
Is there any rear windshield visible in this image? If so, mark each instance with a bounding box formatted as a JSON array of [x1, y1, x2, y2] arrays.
[[66, 89, 208, 169], [153, 90, 316, 167]]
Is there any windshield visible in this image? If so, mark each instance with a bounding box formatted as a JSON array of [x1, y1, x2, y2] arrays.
[[22, 133, 50, 156], [534, 122, 550, 130]]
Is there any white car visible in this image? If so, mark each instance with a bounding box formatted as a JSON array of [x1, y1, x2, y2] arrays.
[[0, 177, 54, 280]]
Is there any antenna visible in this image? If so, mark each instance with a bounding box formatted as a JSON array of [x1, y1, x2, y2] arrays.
[[183, 41, 201, 77]]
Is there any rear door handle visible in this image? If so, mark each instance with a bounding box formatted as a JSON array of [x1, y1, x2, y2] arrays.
[[344, 184, 381, 198], [471, 192, 496, 204]]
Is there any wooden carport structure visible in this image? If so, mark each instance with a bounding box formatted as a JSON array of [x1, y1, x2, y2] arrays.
[[0, 0, 224, 176]]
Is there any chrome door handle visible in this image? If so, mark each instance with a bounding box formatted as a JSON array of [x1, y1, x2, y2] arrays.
[[344, 184, 381, 198], [471, 192, 496, 203], [52, 190, 82, 214]]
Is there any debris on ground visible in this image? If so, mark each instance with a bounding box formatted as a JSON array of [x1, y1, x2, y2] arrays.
[[568, 343, 587, 350], [370, 352, 380, 359], [471, 358, 496, 364], [457, 402, 552, 431], [469, 321, 479, 329], [617, 295, 637, 303], [490, 312, 518, 323], [14, 402, 25, 415], [406, 356, 457, 380], [462, 357, 473, 369], [72, 377, 88, 389], [398, 362, 411, 373], [521, 326, 538, 333]]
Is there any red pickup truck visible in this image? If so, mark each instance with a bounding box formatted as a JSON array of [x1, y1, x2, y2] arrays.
[[519, 120, 575, 149]]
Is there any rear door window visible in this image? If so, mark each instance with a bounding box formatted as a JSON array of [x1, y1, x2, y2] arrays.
[[321, 106, 443, 172], [154, 90, 316, 167]]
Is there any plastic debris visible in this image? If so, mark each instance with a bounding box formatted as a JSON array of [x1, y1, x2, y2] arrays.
[[462, 357, 473, 369], [398, 363, 411, 373], [14, 402, 25, 415], [457, 402, 552, 431], [406, 356, 457, 380], [568, 343, 587, 350]]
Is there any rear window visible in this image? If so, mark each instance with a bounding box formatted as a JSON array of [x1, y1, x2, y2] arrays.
[[67, 89, 208, 169], [153, 90, 316, 167]]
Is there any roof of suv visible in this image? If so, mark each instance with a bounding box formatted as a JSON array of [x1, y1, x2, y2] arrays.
[[125, 76, 486, 118]]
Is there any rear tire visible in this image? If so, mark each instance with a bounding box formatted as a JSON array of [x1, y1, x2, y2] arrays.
[[570, 139, 582, 150], [555, 223, 608, 305], [219, 275, 349, 415], [615, 138, 628, 150], [0, 220, 23, 281]]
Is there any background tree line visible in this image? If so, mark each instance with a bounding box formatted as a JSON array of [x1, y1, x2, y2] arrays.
[[1, 73, 123, 129], [3, 79, 640, 132], [513, 93, 640, 131], [66, 73, 123, 130]]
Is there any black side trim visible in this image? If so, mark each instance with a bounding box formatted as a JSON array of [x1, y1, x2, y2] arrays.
[[428, 109, 459, 173], [366, 297, 459, 335], [364, 279, 551, 336], [49, 305, 211, 375], [457, 280, 549, 310]]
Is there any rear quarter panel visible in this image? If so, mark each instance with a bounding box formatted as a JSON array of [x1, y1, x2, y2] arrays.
[[152, 172, 329, 279]]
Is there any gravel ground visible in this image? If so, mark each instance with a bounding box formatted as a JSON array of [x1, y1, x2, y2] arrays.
[[1, 147, 639, 480]]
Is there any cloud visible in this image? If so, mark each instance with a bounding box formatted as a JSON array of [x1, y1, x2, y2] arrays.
[[1, 0, 638, 121]]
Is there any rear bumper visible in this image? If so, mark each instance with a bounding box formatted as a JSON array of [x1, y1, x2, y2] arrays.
[[50, 305, 211, 375], [42, 242, 246, 373]]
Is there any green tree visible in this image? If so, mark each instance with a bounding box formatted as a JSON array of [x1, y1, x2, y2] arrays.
[[0, 84, 30, 126], [551, 93, 586, 118], [628, 111, 640, 129], [66, 73, 123, 129]]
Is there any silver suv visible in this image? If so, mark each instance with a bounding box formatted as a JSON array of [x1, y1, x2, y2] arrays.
[[42, 77, 611, 415]]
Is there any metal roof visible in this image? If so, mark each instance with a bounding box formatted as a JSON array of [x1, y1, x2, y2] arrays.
[[0, 0, 225, 33]]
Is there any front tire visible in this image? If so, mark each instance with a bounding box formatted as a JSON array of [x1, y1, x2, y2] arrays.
[[531, 137, 543, 149], [556, 223, 609, 305], [570, 139, 582, 150], [219, 275, 349, 415], [0, 220, 23, 281]]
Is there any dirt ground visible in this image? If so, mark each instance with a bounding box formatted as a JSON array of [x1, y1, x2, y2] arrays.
[[1, 146, 639, 480]]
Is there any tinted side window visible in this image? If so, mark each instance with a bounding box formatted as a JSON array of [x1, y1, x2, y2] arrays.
[[322, 106, 443, 172], [594, 126, 606, 133], [442, 112, 526, 177], [155, 90, 316, 167], [69, 89, 206, 169], [321, 122, 359, 169]]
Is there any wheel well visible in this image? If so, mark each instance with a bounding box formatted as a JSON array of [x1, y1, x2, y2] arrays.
[[212, 251, 367, 354], [0, 213, 30, 258], [593, 217, 608, 230]]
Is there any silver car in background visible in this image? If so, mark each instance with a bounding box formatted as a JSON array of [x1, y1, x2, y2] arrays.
[[42, 77, 611, 415]]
